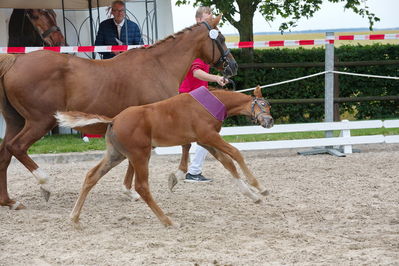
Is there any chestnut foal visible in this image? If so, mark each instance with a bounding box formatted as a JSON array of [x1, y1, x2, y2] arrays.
[[56, 86, 273, 226]]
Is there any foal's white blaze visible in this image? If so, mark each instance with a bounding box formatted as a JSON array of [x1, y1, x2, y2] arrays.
[[32, 168, 49, 184], [233, 178, 260, 202]]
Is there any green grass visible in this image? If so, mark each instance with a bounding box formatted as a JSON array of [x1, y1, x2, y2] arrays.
[[6, 127, 396, 154], [28, 134, 106, 154]]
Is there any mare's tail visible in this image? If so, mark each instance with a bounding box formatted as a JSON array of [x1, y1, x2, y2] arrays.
[[55, 111, 113, 129], [0, 54, 16, 78], [0, 54, 17, 113]]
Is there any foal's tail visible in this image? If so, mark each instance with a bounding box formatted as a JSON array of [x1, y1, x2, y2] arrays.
[[55, 111, 113, 129]]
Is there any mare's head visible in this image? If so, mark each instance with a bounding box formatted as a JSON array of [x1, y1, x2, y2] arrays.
[[198, 15, 238, 78], [26, 9, 66, 46], [250, 86, 274, 128]]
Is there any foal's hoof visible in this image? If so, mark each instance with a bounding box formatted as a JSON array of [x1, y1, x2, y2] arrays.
[[260, 189, 269, 196], [253, 198, 262, 204], [170, 221, 181, 228], [40, 186, 51, 202], [71, 220, 83, 230], [123, 188, 141, 201], [8, 201, 26, 210], [168, 173, 178, 192]]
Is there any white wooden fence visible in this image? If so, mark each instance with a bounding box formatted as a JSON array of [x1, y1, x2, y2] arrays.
[[0, 115, 397, 155], [154, 119, 399, 155]]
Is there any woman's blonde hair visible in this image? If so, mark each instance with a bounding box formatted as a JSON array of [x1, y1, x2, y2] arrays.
[[195, 6, 213, 19]]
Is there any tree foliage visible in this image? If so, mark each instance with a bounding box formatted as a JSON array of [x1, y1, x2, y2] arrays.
[[176, 0, 380, 61], [176, 0, 380, 32]]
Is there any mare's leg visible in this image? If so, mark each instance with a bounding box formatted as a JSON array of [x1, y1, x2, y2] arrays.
[[200, 135, 268, 195], [202, 145, 261, 203], [122, 162, 140, 201], [130, 148, 174, 227], [0, 115, 25, 209], [70, 143, 125, 224], [5, 118, 56, 201], [168, 144, 191, 191]]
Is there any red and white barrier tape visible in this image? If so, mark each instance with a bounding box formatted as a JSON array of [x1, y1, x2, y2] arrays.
[[1, 33, 398, 54], [0, 44, 145, 54], [226, 33, 399, 48]]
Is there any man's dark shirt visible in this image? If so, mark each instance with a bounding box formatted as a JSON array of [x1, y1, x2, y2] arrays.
[[95, 18, 144, 59]]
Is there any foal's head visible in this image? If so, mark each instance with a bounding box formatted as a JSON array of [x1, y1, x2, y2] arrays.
[[26, 9, 66, 46], [250, 86, 274, 128], [198, 15, 238, 78]]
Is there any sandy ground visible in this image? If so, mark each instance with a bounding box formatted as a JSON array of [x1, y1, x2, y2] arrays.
[[0, 144, 398, 265]]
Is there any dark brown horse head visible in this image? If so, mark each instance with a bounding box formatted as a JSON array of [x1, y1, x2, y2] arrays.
[[251, 86, 274, 128], [26, 9, 66, 46], [199, 14, 238, 78]]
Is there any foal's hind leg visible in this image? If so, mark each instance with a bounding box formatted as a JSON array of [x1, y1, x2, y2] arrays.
[[70, 143, 125, 224], [129, 148, 174, 227], [5, 118, 56, 201], [202, 145, 261, 203], [122, 162, 140, 201]]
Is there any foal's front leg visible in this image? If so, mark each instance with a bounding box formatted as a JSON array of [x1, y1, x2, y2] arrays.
[[168, 144, 191, 191], [122, 162, 141, 201], [201, 135, 269, 195], [202, 145, 261, 203]]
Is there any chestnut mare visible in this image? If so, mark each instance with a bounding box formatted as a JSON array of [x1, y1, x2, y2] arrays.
[[8, 9, 66, 47], [0, 15, 237, 210], [55, 86, 274, 226]]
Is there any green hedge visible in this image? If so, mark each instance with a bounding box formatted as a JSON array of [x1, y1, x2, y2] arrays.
[[219, 44, 399, 126]]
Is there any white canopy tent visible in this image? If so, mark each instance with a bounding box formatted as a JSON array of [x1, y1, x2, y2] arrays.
[[0, 0, 171, 53], [0, 0, 123, 10], [0, 0, 174, 136]]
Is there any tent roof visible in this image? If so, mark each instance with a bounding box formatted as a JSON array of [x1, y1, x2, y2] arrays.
[[0, 0, 136, 10]]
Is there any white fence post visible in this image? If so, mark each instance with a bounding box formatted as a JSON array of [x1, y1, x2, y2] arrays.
[[339, 119, 353, 154]]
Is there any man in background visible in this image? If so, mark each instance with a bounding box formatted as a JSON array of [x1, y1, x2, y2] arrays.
[[95, 0, 143, 59]]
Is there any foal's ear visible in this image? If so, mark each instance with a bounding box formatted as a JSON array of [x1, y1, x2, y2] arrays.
[[254, 85, 262, 98], [211, 14, 222, 28]]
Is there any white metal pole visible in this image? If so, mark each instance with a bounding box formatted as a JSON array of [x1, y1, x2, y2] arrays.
[[325, 32, 335, 138]]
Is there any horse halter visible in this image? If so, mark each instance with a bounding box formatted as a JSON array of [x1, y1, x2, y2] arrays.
[[201, 21, 232, 73], [25, 10, 62, 46], [251, 97, 272, 123]]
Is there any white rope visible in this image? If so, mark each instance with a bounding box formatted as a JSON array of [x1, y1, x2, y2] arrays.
[[237, 70, 399, 93], [330, 70, 399, 80], [236, 71, 328, 93]]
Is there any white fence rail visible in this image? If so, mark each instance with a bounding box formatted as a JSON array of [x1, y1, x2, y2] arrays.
[[154, 119, 399, 155], [0, 116, 397, 154]]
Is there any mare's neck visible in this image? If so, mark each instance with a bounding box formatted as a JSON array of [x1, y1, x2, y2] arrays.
[[213, 91, 252, 117]]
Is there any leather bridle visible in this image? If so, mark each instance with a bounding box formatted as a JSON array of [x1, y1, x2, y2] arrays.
[[25, 9, 62, 46], [251, 97, 272, 123], [201, 21, 232, 73]]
